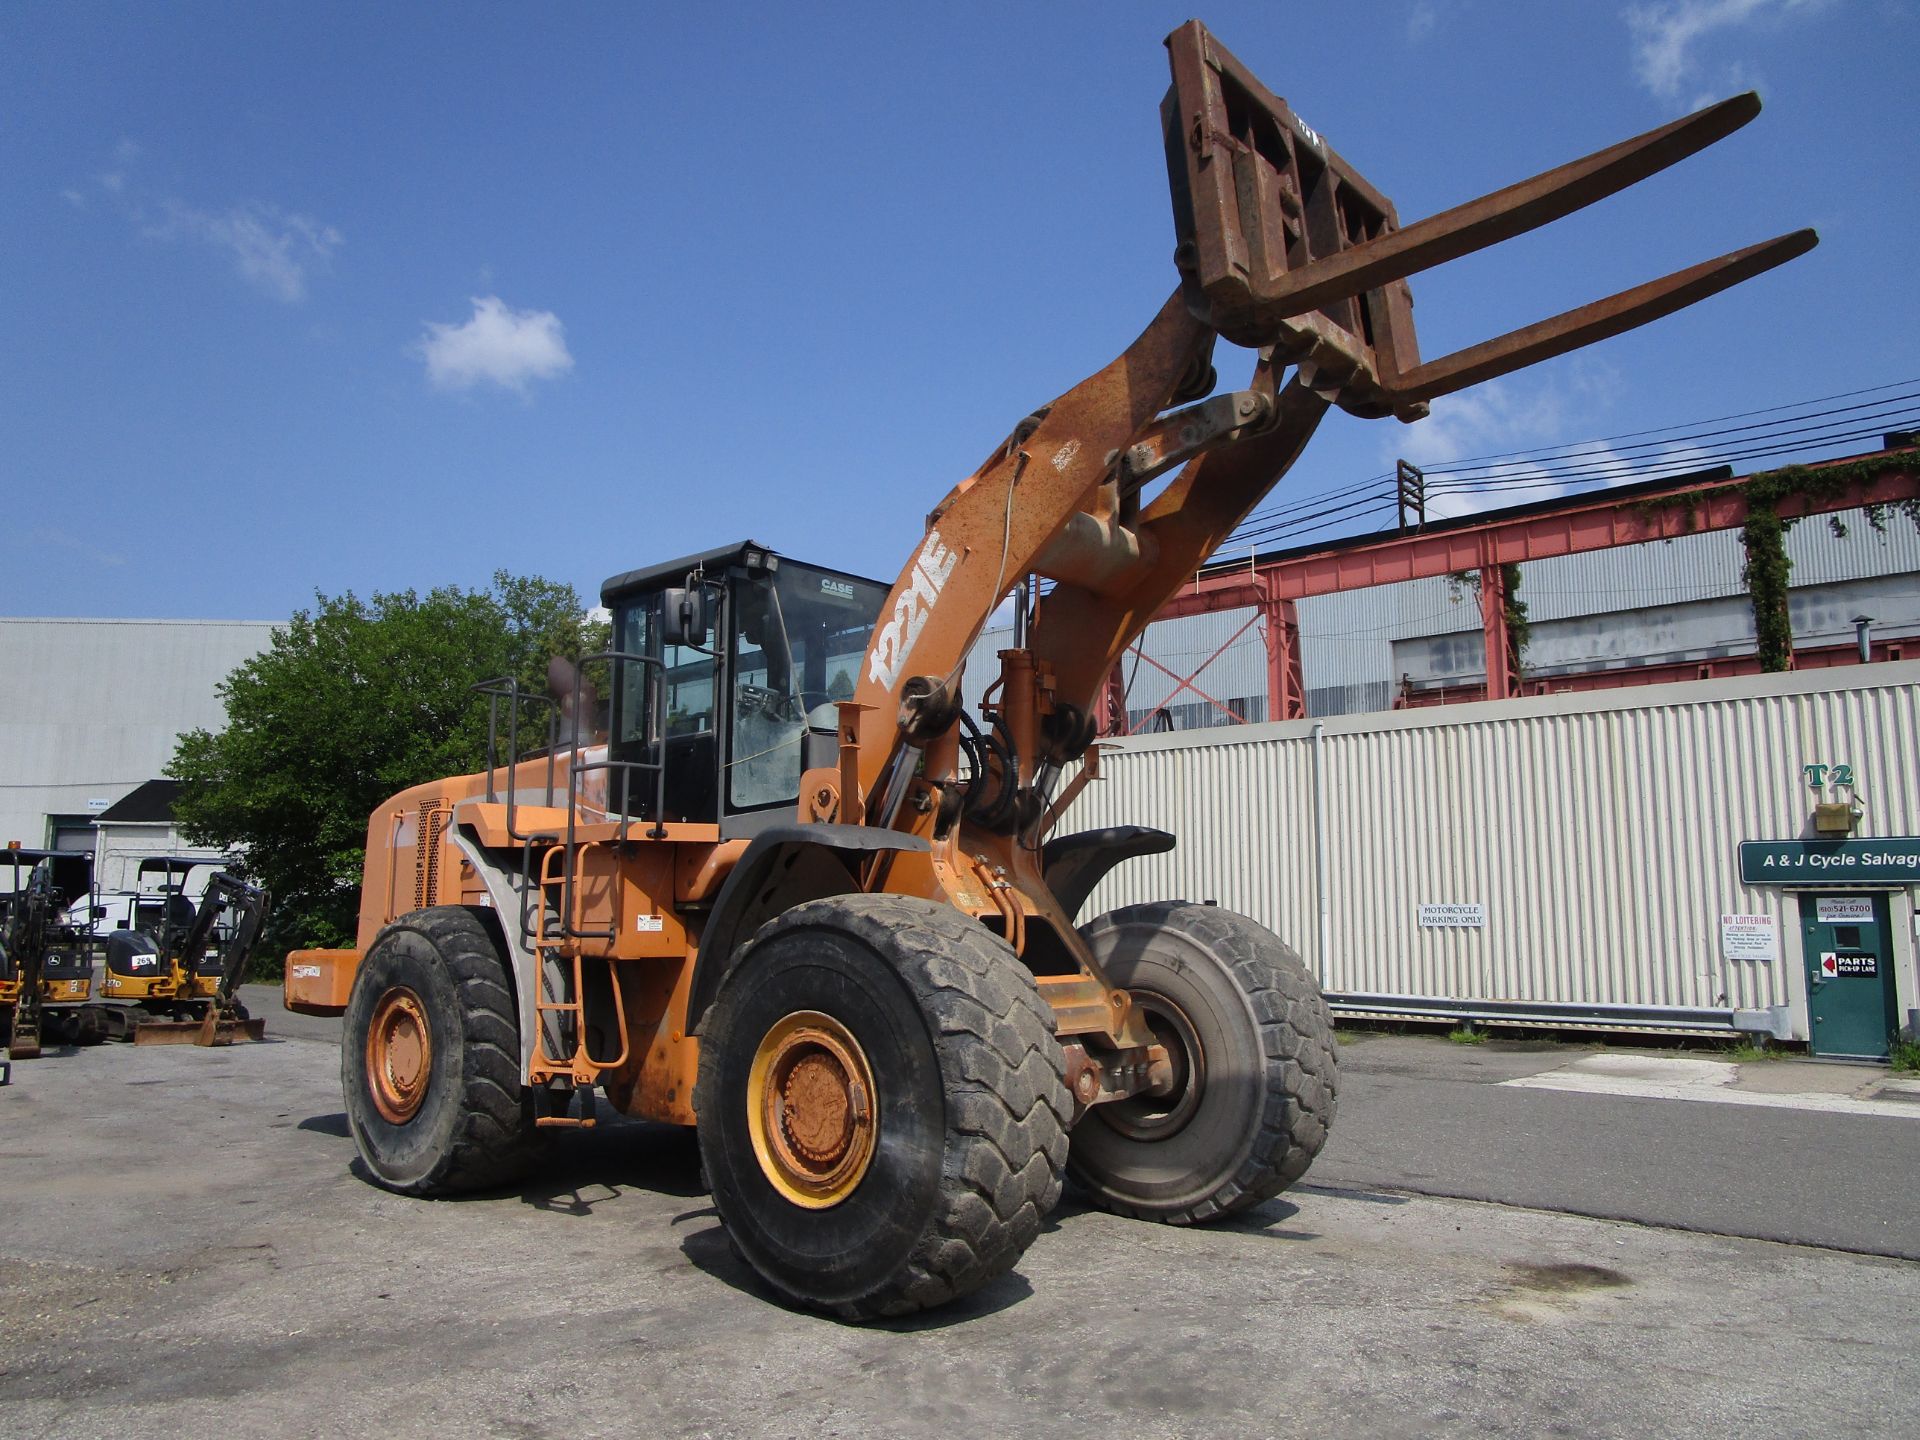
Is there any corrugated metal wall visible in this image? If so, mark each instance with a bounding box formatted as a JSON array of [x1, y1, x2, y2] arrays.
[[0, 618, 279, 845], [1065, 664, 1920, 1032]]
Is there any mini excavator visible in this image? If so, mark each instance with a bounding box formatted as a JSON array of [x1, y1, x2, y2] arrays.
[[95, 859, 269, 1044], [2, 848, 101, 1061], [285, 22, 1813, 1317]]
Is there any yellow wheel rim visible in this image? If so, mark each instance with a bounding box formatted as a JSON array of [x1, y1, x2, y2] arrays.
[[367, 987, 432, 1124], [746, 1010, 878, 1209]]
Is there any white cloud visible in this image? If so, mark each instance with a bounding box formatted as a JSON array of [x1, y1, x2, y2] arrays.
[[30, 528, 126, 568], [1625, 0, 1829, 101], [68, 140, 342, 303], [91, 138, 142, 196], [417, 296, 575, 393], [147, 200, 342, 303], [1406, 1, 1450, 42]]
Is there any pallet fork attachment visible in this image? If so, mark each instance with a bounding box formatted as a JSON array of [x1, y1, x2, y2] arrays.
[[1163, 20, 1815, 421]]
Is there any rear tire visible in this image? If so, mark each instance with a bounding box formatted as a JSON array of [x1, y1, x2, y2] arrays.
[[1069, 901, 1335, 1223], [342, 906, 541, 1196], [695, 895, 1070, 1320]]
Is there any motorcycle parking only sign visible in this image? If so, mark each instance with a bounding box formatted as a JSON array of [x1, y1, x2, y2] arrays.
[[1418, 903, 1485, 928]]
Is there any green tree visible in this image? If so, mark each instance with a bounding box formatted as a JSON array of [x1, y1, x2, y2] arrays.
[[169, 572, 607, 956]]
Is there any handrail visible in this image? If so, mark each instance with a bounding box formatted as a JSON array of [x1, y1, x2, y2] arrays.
[[558, 648, 665, 942]]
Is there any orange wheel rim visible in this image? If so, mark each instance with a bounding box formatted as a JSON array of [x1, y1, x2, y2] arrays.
[[367, 987, 432, 1124], [746, 1011, 877, 1209]]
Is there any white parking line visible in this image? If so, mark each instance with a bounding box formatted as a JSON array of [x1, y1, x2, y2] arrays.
[[1502, 1054, 1920, 1119]]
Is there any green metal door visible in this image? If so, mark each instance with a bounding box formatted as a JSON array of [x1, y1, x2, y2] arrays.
[[1800, 893, 1899, 1059]]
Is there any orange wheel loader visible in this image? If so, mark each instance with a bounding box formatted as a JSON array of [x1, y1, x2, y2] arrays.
[[284, 22, 1813, 1318]]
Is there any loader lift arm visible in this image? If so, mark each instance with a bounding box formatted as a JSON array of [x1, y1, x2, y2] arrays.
[[840, 21, 1814, 847]]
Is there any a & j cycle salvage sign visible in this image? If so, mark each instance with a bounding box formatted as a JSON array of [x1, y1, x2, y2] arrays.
[[1738, 839, 1920, 885]]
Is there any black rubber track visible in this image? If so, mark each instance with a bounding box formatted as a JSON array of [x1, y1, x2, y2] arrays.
[[1071, 900, 1336, 1224], [342, 906, 542, 1196], [695, 895, 1071, 1321]]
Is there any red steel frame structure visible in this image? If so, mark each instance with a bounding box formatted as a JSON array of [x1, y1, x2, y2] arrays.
[[1104, 446, 1918, 731]]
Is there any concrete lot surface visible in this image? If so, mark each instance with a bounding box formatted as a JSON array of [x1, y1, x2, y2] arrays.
[[2, 1031, 1916, 1439]]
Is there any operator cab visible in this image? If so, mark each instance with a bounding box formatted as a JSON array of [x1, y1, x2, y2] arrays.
[[2, 848, 95, 984], [600, 541, 890, 837], [94, 856, 232, 986]]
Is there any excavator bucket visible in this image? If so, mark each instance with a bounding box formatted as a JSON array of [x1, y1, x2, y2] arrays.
[[1162, 20, 1816, 421], [131, 1012, 266, 1046]]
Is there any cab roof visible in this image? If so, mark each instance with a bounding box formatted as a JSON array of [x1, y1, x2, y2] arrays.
[[600, 541, 768, 606], [2, 849, 93, 906], [136, 856, 223, 877], [599, 542, 887, 607]]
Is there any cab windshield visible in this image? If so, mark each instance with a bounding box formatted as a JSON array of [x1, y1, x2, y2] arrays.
[[728, 562, 885, 812]]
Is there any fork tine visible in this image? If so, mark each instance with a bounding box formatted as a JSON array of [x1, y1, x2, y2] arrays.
[[1252, 93, 1763, 321], [1385, 229, 1818, 405]]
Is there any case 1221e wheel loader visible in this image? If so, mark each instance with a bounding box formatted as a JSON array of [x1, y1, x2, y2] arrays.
[[284, 21, 1813, 1318]]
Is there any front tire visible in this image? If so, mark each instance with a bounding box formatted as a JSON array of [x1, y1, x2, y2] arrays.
[[1070, 901, 1336, 1223], [695, 895, 1071, 1320], [342, 906, 541, 1196]]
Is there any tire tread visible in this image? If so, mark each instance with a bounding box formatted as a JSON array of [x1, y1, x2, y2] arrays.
[[696, 895, 1070, 1321], [349, 906, 540, 1197], [1076, 900, 1336, 1225]]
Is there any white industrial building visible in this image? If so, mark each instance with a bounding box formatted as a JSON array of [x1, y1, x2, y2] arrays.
[[0, 617, 276, 865]]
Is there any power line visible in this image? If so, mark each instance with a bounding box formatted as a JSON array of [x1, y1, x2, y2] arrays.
[[1415, 378, 1920, 472], [1197, 377, 1918, 561], [1235, 470, 1394, 528], [1233, 492, 1398, 543], [1425, 397, 1920, 485], [1426, 419, 1919, 498]]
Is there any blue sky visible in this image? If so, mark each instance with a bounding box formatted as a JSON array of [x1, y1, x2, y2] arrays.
[[4, 1, 1914, 619]]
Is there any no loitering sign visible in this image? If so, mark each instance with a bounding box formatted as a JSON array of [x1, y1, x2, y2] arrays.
[[1720, 914, 1777, 961]]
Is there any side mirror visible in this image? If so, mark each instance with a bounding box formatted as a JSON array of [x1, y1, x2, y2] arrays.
[[661, 584, 711, 647], [92, 905, 107, 920]]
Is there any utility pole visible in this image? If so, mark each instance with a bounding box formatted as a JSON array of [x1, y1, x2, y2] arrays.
[[1395, 459, 1426, 532]]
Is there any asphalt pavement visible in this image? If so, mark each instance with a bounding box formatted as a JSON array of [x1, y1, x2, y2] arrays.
[[1312, 1031, 1920, 1259], [3, 1031, 1916, 1439]]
